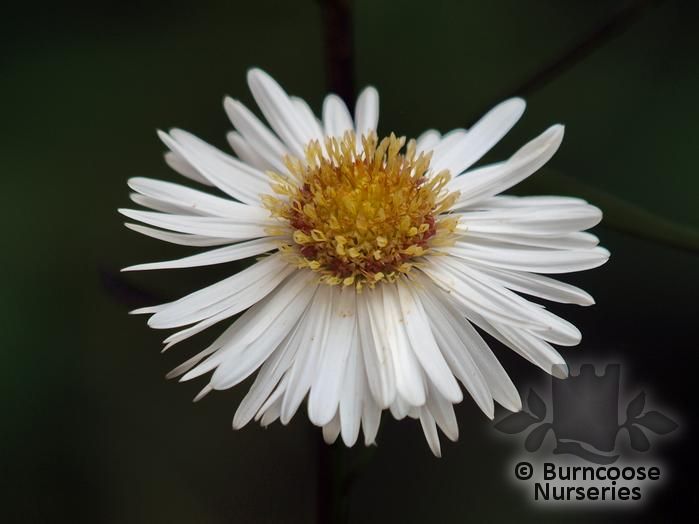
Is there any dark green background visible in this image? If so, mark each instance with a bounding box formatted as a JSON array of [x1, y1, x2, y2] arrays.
[[2, 0, 697, 522]]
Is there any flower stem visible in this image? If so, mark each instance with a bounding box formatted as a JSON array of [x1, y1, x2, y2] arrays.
[[319, 0, 355, 106], [316, 438, 350, 524], [316, 2, 357, 522]]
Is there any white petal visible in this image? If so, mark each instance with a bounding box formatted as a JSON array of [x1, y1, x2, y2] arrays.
[[259, 392, 283, 427], [421, 263, 546, 330], [246, 68, 316, 157], [323, 94, 354, 138], [431, 98, 526, 176], [168, 275, 303, 354], [464, 263, 595, 306], [418, 408, 442, 457], [340, 334, 365, 447], [165, 343, 220, 380], [124, 223, 233, 247], [169, 128, 270, 186], [159, 129, 268, 205], [226, 131, 275, 171], [451, 296, 569, 380], [357, 289, 396, 408], [462, 230, 599, 251], [260, 405, 281, 427], [362, 395, 382, 445], [389, 394, 411, 420], [382, 283, 426, 407], [414, 275, 517, 412], [446, 243, 610, 274], [449, 124, 564, 208], [437, 256, 582, 346], [308, 287, 357, 426], [164, 303, 264, 377], [430, 129, 467, 165], [118, 209, 272, 241], [233, 311, 309, 429], [354, 86, 379, 137], [209, 277, 317, 390], [416, 129, 441, 154], [129, 193, 197, 215], [160, 271, 297, 347], [223, 97, 289, 173], [257, 371, 290, 421], [322, 412, 341, 444], [164, 151, 214, 186], [281, 285, 333, 424], [161, 288, 275, 349], [127, 177, 271, 219], [122, 237, 279, 272], [235, 272, 318, 348], [473, 195, 586, 209], [425, 382, 459, 442], [455, 203, 603, 237], [495, 323, 569, 379], [179, 271, 315, 379], [193, 384, 213, 402], [290, 96, 325, 145], [413, 296, 494, 417], [147, 253, 290, 329], [396, 281, 462, 403]]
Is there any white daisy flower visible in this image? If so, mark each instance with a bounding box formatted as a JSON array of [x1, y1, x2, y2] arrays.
[[121, 68, 609, 456]]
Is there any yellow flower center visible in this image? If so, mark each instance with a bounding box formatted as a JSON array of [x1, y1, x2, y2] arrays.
[[264, 132, 459, 289]]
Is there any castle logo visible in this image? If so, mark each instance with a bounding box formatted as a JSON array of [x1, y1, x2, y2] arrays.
[[495, 363, 678, 464]]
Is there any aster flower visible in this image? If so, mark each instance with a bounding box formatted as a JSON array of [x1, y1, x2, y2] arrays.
[[120, 68, 609, 456]]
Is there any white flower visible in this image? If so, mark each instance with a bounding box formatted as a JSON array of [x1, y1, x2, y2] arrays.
[[121, 68, 609, 456]]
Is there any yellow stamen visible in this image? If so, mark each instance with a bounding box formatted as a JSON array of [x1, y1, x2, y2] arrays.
[[265, 131, 459, 288]]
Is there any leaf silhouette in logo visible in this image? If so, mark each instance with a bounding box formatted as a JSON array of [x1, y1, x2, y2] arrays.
[[494, 412, 539, 434], [525, 423, 551, 452], [636, 411, 678, 434], [527, 389, 546, 420], [626, 391, 645, 419], [628, 425, 651, 452]]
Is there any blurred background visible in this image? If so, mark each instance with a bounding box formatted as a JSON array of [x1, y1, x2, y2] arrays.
[[1, 0, 697, 522]]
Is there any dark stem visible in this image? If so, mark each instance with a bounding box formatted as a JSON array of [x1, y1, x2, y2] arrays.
[[316, 439, 350, 524], [316, 437, 332, 524], [467, 0, 664, 124], [317, 2, 356, 523], [319, 0, 356, 105], [316, 437, 377, 524]]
